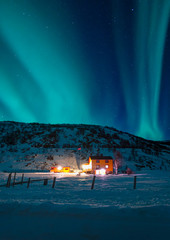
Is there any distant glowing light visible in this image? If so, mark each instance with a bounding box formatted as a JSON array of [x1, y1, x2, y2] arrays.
[[95, 169, 106, 175], [57, 166, 62, 171]]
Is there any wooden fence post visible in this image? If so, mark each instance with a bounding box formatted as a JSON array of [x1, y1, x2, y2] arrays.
[[52, 177, 56, 188], [91, 175, 96, 190], [44, 179, 48, 185], [21, 174, 24, 185], [27, 178, 31, 188], [13, 172, 16, 186], [6, 173, 12, 188], [133, 176, 137, 189]]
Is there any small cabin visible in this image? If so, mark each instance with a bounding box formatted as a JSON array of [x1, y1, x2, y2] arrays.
[[90, 156, 113, 174], [62, 167, 70, 173], [82, 156, 113, 174]]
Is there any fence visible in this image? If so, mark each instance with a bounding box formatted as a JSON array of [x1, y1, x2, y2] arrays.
[[0, 173, 56, 189], [0, 172, 138, 190]]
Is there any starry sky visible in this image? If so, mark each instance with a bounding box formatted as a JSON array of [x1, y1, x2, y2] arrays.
[[0, 0, 170, 140]]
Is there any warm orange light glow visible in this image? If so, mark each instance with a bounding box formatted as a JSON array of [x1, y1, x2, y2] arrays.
[[50, 166, 71, 173], [82, 164, 91, 171]]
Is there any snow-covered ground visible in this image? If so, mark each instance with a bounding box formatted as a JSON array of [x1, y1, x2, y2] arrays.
[[0, 171, 170, 240]]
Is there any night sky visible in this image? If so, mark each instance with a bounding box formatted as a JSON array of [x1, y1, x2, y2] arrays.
[[0, 0, 170, 140]]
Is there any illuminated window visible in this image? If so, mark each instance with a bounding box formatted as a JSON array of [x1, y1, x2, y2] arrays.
[[96, 160, 100, 163], [105, 165, 108, 168], [105, 160, 109, 163]]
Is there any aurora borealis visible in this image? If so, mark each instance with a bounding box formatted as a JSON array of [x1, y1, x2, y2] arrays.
[[0, 0, 170, 140]]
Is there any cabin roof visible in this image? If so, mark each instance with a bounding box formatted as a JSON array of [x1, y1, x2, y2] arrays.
[[90, 156, 113, 160]]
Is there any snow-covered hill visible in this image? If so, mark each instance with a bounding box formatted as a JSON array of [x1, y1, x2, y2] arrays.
[[0, 121, 170, 172]]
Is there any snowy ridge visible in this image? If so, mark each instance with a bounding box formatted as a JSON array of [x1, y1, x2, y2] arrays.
[[0, 121, 170, 171]]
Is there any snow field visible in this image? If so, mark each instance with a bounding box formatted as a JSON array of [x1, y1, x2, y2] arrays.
[[0, 171, 170, 240]]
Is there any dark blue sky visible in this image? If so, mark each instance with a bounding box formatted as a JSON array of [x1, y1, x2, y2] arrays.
[[0, 0, 170, 140]]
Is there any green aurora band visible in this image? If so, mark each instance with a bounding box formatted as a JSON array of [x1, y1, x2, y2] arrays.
[[135, 0, 170, 140], [113, 0, 170, 140], [0, 1, 93, 124]]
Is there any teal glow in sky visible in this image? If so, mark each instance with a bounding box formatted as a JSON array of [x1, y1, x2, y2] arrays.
[[0, 0, 170, 140]]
